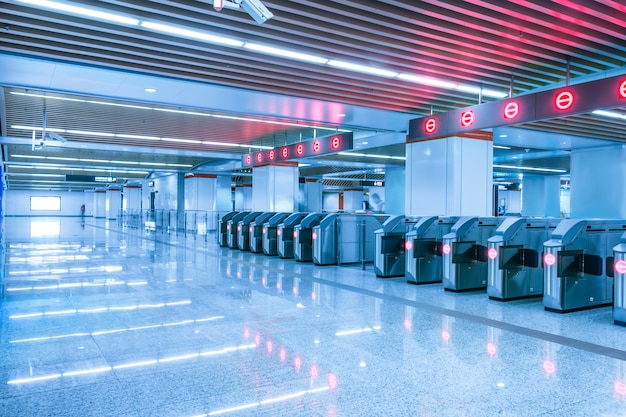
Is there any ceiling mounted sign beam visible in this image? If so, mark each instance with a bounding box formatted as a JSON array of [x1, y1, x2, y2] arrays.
[[408, 73, 626, 142]]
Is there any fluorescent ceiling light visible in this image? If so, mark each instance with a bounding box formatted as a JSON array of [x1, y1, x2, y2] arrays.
[[493, 164, 566, 173], [161, 138, 202, 144], [493, 145, 512, 149], [140, 21, 243, 47], [244, 43, 328, 64], [592, 110, 626, 120], [397, 74, 456, 89], [328, 60, 398, 78], [337, 151, 406, 160], [67, 130, 115, 137], [116, 134, 160, 140], [455, 85, 508, 98], [17, 0, 139, 25]]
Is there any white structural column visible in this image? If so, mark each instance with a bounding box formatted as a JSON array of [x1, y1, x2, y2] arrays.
[[302, 178, 322, 212], [93, 189, 106, 218], [215, 176, 232, 213], [106, 185, 122, 220], [184, 173, 217, 232], [123, 183, 142, 211], [385, 167, 405, 215], [235, 184, 252, 211], [252, 163, 299, 212], [570, 144, 626, 218], [343, 188, 364, 212], [521, 175, 561, 217], [405, 135, 493, 216]]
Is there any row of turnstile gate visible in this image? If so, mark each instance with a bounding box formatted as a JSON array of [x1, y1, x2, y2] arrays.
[[374, 214, 626, 324], [218, 211, 389, 265]]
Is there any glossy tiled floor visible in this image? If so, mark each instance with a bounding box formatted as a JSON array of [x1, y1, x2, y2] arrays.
[[2, 217, 626, 417]]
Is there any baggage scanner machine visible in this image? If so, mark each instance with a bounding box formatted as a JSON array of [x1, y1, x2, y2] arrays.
[[278, 212, 310, 259], [249, 212, 276, 253], [262, 213, 291, 256], [236, 212, 263, 251], [442, 217, 505, 292], [218, 211, 238, 247], [227, 212, 250, 249], [487, 217, 560, 301], [405, 216, 460, 284], [612, 231, 626, 325], [294, 213, 326, 262], [543, 219, 626, 313], [313, 214, 389, 266], [374, 216, 419, 277]]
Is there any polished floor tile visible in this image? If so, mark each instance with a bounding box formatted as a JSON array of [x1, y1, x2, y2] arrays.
[[2, 217, 626, 416]]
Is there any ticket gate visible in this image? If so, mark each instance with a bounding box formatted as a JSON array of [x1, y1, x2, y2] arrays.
[[442, 217, 505, 292], [218, 211, 238, 247], [487, 217, 560, 301], [543, 219, 626, 313], [405, 216, 460, 284], [236, 212, 263, 251], [277, 212, 310, 259], [294, 213, 326, 262], [227, 212, 250, 249], [262, 212, 291, 256], [374, 215, 418, 277], [249, 212, 276, 253], [313, 214, 389, 266], [612, 232, 626, 325]]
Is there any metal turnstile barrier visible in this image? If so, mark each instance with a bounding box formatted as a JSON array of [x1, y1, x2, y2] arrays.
[[277, 213, 310, 259], [262, 213, 291, 256], [236, 212, 263, 251], [248, 212, 276, 253], [227, 212, 250, 249], [217, 211, 238, 247], [374, 215, 419, 277], [313, 214, 389, 266], [405, 216, 460, 284], [442, 217, 505, 292], [612, 231, 626, 325], [543, 219, 626, 313], [487, 217, 561, 301], [294, 213, 326, 262]]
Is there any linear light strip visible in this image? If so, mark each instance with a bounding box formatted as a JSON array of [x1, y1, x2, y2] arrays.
[[9, 300, 191, 319], [493, 164, 567, 173]]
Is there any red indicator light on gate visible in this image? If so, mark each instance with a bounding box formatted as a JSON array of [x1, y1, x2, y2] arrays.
[[256, 152, 263, 163], [620, 79, 626, 99], [281, 146, 289, 159], [312, 231, 317, 240], [503, 102, 519, 119], [424, 117, 437, 133], [268, 149, 276, 161], [442, 243, 451, 255], [293, 230, 298, 238], [313, 140, 321, 153], [296, 143, 304, 156], [615, 260, 626, 274], [544, 253, 556, 266], [226, 224, 230, 230], [249, 226, 253, 233], [245, 155, 252, 165], [263, 227, 267, 234], [237, 225, 241, 231], [488, 248, 498, 260], [331, 136, 341, 150], [405, 240, 413, 251], [461, 111, 474, 127], [277, 229, 281, 236], [555, 91, 574, 110]]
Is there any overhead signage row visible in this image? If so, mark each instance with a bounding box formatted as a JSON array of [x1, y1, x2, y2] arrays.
[[408, 74, 626, 141], [242, 132, 353, 167]]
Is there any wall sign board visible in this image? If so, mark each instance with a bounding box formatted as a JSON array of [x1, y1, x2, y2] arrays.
[[242, 132, 353, 167], [408, 74, 626, 142]]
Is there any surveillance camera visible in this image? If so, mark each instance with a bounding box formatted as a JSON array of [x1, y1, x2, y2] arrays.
[[236, 0, 273, 24], [47, 131, 67, 143]]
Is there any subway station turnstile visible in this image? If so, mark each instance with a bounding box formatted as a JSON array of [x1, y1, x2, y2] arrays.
[[374, 215, 418, 278], [218, 211, 238, 247], [262, 212, 291, 256], [227, 212, 250, 249], [442, 217, 505, 292], [612, 231, 626, 325], [543, 219, 626, 313], [236, 212, 263, 251], [277, 212, 310, 259], [248, 212, 276, 253], [313, 214, 389, 266], [487, 217, 560, 301], [294, 213, 326, 262], [405, 216, 459, 284]]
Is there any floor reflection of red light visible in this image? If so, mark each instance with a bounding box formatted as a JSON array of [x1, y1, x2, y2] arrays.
[[279, 347, 287, 362], [266, 339, 273, 354], [292, 286, 298, 295], [312, 291, 317, 301], [486, 342, 497, 356], [328, 373, 338, 391], [276, 281, 281, 290], [543, 359, 556, 375], [403, 318, 412, 331], [294, 354, 302, 372], [244, 327, 250, 339], [441, 330, 450, 342], [615, 380, 626, 395], [327, 404, 337, 417], [255, 333, 261, 347], [311, 364, 319, 379]]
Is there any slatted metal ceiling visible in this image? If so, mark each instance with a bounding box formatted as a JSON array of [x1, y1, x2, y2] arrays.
[[1, 0, 626, 191]]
